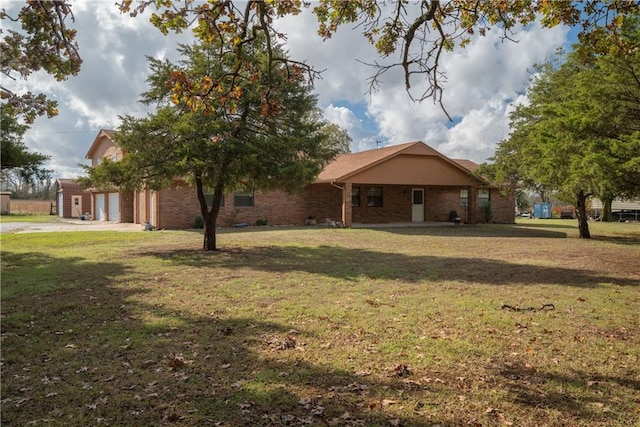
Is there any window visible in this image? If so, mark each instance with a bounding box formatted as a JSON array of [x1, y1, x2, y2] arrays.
[[234, 192, 254, 207], [204, 191, 224, 207], [351, 186, 360, 207], [478, 189, 490, 207], [367, 186, 383, 207], [460, 189, 469, 207]]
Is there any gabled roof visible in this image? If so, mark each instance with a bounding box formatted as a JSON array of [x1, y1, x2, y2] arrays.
[[452, 159, 479, 173], [85, 129, 117, 159], [56, 178, 85, 192], [316, 141, 486, 184]]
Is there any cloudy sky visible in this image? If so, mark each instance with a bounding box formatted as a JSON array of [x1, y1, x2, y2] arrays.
[[4, 1, 572, 179]]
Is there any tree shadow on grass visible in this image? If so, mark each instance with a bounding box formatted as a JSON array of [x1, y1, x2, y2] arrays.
[[0, 250, 136, 298], [142, 245, 639, 287], [4, 251, 635, 426], [493, 361, 639, 424], [592, 234, 640, 246], [1, 255, 447, 426], [350, 224, 569, 239]]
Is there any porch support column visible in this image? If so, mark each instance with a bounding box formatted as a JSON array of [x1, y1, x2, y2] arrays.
[[468, 187, 477, 224], [342, 183, 352, 227]]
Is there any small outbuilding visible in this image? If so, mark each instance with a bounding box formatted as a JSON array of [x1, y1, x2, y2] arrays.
[[55, 179, 91, 219], [0, 191, 11, 214]]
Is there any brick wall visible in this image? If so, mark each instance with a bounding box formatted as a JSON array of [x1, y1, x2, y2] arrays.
[[154, 185, 311, 229], [487, 188, 515, 223], [157, 184, 201, 229], [146, 182, 515, 229], [351, 185, 413, 223], [303, 184, 343, 224], [120, 191, 134, 223], [216, 190, 307, 227], [470, 188, 515, 224], [425, 187, 468, 222]]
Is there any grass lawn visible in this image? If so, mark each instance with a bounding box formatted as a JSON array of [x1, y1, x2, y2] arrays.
[[1, 220, 639, 426]]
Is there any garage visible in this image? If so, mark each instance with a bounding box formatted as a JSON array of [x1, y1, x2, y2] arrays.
[[108, 192, 120, 222], [57, 192, 64, 217], [95, 194, 106, 221]]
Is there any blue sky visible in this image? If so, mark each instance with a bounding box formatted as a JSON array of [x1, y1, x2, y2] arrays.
[[4, 1, 574, 178]]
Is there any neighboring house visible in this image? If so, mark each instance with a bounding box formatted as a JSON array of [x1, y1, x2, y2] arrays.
[[590, 198, 640, 221], [55, 178, 91, 218], [84, 130, 515, 227]]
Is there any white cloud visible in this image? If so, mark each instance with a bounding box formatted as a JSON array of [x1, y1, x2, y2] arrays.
[[9, 4, 571, 178], [362, 20, 569, 159]]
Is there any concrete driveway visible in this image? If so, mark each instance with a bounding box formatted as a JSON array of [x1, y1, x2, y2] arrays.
[[0, 220, 142, 234]]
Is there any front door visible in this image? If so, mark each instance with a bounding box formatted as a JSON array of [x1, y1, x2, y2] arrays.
[[71, 195, 82, 217], [412, 188, 424, 222]]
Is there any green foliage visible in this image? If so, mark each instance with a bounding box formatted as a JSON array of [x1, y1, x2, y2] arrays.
[[489, 19, 640, 237], [481, 201, 493, 223], [0, 105, 51, 188], [86, 39, 343, 250], [1, 1, 81, 123], [120, 0, 639, 108], [516, 191, 531, 213]]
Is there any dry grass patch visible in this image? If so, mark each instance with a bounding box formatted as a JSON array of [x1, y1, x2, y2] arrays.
[[1, 221, 639, 426]]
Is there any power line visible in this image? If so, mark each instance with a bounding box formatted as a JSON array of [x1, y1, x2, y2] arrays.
[[25, 130, 94, 135]]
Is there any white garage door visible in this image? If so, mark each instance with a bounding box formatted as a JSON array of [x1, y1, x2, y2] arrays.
[[95, 194, 106, 221], [57, 192, 64, 217], [108, 192, 120, 222]]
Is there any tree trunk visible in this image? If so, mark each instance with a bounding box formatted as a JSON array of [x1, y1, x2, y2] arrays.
[[203, 210, 217, 251], [602, 195, 613, 222], [575, 190, 591, 239], [196, 177, 224, 251]]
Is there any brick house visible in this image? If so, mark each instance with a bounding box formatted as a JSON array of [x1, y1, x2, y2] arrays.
[[84, 130, 134, 222], [84, 130, 514, 227]]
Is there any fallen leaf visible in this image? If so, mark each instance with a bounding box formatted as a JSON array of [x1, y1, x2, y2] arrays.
[[390, 364, 411, 377], [277, 335, 296, 350]]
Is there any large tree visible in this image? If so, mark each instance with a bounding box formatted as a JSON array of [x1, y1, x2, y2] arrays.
[[84, 40, 345, 251], [0, 104, 51, 190], [487, 19, 640, 238]]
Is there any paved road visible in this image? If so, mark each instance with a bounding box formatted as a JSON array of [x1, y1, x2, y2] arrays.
[[0, 220, 142, 234]]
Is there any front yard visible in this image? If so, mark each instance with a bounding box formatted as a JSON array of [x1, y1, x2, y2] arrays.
[[1, 220, 638, 426]]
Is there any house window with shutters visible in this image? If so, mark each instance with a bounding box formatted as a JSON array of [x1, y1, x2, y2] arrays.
[[352, 186, 361, 207], [460, 189, 469, 207], [234, 192, 254, 207], [204, 189, 224, 207], [478, 189, 490, 207]]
